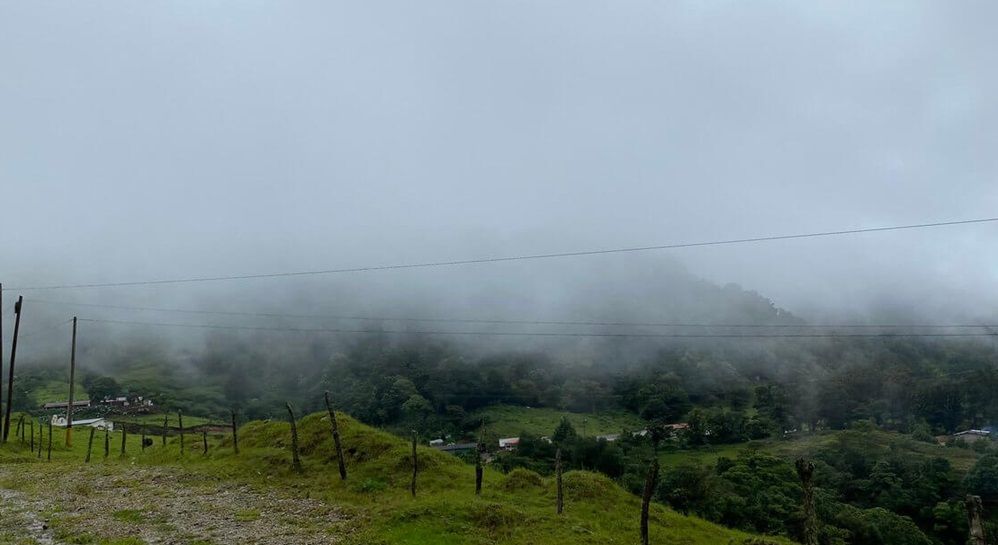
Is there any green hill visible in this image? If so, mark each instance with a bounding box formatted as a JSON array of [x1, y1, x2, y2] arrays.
[[0, 411, 796, 545]]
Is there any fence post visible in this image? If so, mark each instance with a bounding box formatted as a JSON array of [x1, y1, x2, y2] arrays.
[[202, 428, 208, 456], [286, 403, 302, 473], [967, 494, 986, 545], [230, 409, 239, 455], [85, 427, 96, 463], [47, 420, 52, 461], [104, 429, 109, 459], [475, 442, 483, 495], [640, 458, 660, 545], [121, 426, 127, 457], [323, 392, 347, 480], [178, 411, 184, 456], [796, 458, 818, 545], [410, 431, 418, 498], [556, 448, 564, 514]]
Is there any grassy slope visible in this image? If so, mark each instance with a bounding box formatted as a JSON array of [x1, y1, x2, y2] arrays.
[[0, 412, 794, 545], [32, 381, 86, 404], [472, 405, 645, 438], [657, 429, 982, 477]]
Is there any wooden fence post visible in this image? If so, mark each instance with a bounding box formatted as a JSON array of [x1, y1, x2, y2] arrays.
[[162, 415, 168, 447], [323, 392, 347, 480], [178, 411, 184, 456], [410, 431, 418, 498], [230, 409, 239, 455], [967, 494, 986, 545], [141, 430, 147, 452], [121, 426, 127, 456], [47, 420, 52, 461], [202, 428, 208, 456], [104, 428, 109, 459], [556, 448, 564, 514], [475, 442, 483, 495], [29, 420, 34, 452], [85, 427, 96, 463], [796, 458, 818, 545], [640, 458, 660, 545], [286, 403, 302, 473]]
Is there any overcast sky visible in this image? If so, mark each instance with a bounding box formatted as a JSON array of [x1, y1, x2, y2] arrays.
[[2, 1, 997, 326]]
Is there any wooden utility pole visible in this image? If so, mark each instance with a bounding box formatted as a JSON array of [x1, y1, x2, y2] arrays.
[[640, 458, 660, 545], [66, 317, 77, 446], [1, 283, 5, 439], [323, 392, 347, 480], [3, 296, 23, 443]]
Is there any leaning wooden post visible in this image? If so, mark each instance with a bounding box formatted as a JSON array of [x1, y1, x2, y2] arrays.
[[796, 458, 818, 545], [162, 415, 168, 447], [104, 428, 109, 459], [230, 409, 239, 455], [121, 426, 127, 457], [410, 431, 418, 498], [3, 296, 24, 443], [286, 403, 302, 473], [556, 447, 564, 514], [37, 421, 42, 458], [18, 415, 25, 442], [29, 420, 35, 451], [0, 284, 4, 439], [141, 430, 147, 452], [47, 420, 52, 461], [178, 410, 184, 456], [202, 428, 208, 456], [84, 427, 96, 463], [323, 391, 347, 480], [640, 458, 660, 545], [475, 443, 484, 495]]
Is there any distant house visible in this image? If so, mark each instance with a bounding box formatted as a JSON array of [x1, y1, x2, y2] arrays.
[[499, 437, 520, 450], [42, 400, 91, 410], [100, 395, 153, 408], [429, 439, 445, 447], [50, 415, 113, 431], [953, 429, 990, 443], [596, 433, 620, 442]]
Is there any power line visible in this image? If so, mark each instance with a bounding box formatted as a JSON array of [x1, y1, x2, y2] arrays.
[[27, 299, 998, 330], [6, 216, 998, 291], [76, 317, 998, 339]]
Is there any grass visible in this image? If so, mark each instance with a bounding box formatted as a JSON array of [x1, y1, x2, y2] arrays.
[[32, 381, 87, 405], [471, 405, 645, 438], [0, 410, 795, 545], [112, 413, 214, 428]]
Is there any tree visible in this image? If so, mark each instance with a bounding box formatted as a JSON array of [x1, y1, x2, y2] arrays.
[[87, 376, 121, 402], [552, 417, 577, 443]]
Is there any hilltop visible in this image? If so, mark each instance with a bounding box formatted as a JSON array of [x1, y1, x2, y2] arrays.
[[0, 411, 795, 545]]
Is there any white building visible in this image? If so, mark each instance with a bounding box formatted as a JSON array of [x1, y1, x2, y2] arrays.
[[50, 415, 113, 431]]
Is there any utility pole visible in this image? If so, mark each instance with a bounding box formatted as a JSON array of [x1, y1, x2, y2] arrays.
[[1, 283, 5, 439], [3, 296, 23, 443], [66, 317, 77, 446]]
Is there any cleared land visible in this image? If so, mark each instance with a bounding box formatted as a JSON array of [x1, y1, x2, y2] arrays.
[[471, 405, 645, 438]]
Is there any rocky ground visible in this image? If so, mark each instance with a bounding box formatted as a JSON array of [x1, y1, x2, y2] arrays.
[[0, 464, 349, 545]]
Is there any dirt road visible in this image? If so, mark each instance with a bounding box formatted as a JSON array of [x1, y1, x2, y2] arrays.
[[0, 464, 348, 545]]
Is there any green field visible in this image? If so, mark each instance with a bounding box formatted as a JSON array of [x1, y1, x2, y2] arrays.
[[471, 405, 645, 438], [112, 413, 215, 428], [0, 411, 795, 545], [31, 381, 86, 405]]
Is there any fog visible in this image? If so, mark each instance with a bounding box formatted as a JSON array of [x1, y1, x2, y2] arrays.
[[2, 1, 998, 358]]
